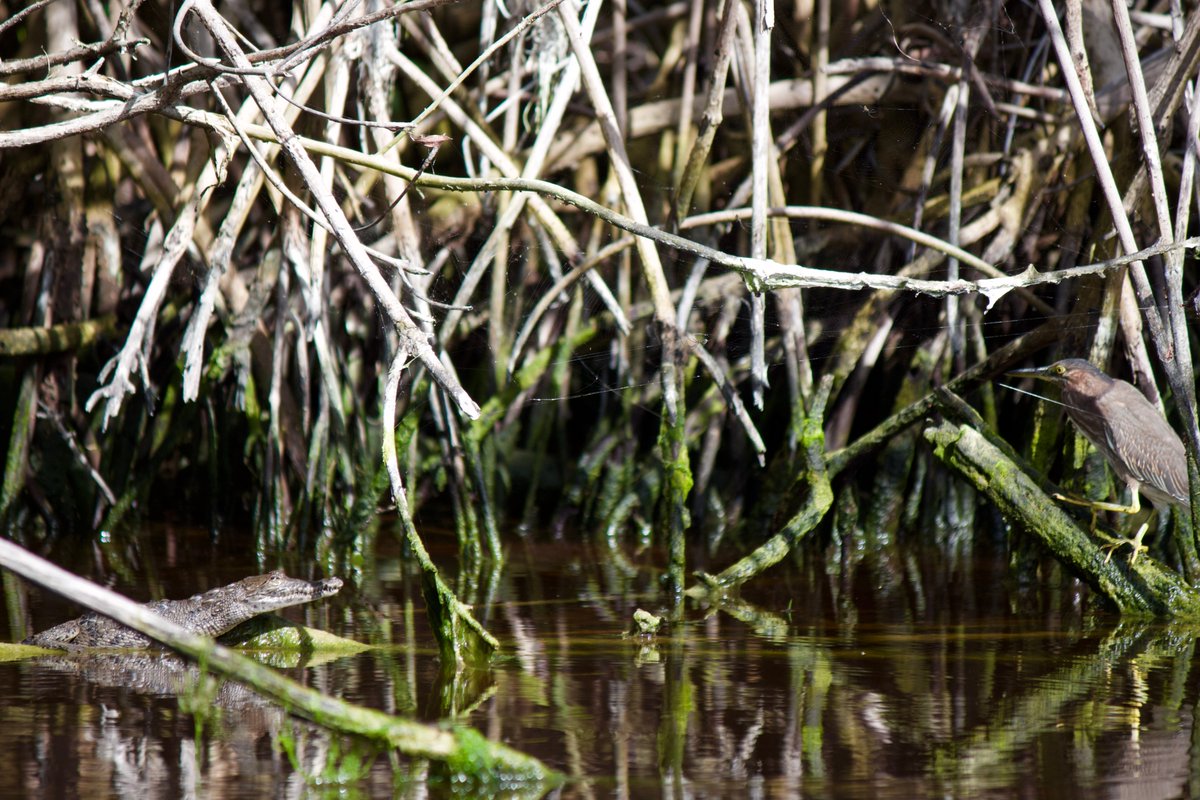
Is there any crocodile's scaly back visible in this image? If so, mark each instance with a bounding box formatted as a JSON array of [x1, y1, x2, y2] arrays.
[[24, 570, 343, 650]]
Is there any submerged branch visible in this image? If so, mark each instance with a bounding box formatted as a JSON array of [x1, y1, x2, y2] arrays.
[[383, 347, 499, 667], [687, 377, 833, 595]]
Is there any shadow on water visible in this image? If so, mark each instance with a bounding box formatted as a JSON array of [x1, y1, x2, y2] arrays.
[[1, 521, 1200, 799]]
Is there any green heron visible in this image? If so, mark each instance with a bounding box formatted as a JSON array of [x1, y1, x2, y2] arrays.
[[1008, 358, 1188, 562]]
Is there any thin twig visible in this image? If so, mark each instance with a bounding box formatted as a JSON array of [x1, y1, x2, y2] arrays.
[[88, 97, 1200, 302], [748, 0, 773, 409], [186, 0, 481, 420], [556, 0, 682, 417], [1036, 0, 1170, 380]]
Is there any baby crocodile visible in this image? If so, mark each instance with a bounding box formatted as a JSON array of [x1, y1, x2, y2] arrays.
[[24, 569, 343, 650]]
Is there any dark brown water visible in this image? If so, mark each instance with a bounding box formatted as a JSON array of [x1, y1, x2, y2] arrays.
[[1, 522, 1198, 799]]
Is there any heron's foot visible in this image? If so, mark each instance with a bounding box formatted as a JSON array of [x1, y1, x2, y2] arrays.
[[1099, 521, 1151, 565], [1100, 538, 1148, 564]]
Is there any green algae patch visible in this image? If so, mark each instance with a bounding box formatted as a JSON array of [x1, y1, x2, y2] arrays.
[[0, 642, 52, 660], [220, 615, 370, 654], [438, 726, 566, 791]]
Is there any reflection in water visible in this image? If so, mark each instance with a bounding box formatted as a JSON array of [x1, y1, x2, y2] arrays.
[[1, 528, 1199, 798]]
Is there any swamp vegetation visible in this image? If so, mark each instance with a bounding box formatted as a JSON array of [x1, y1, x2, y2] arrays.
[[4, 0, 1200, 793]]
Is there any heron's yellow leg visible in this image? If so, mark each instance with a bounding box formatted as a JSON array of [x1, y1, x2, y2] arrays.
[[1052, 489, 1141, 516], [1055, 485, 1150, 563]]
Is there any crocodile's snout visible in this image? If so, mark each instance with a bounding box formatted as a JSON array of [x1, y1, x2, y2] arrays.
[[314, 577, 343, 598]]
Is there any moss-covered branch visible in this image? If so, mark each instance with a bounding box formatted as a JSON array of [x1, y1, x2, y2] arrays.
[[924, 419, 1200, 617], [0, 315, 117, 357]]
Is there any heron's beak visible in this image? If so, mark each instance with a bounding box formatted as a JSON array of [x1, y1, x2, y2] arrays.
[[1004, 365, 1052, 380]]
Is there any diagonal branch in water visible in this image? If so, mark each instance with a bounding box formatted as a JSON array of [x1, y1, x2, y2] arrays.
[[382, 346, 499, 666]]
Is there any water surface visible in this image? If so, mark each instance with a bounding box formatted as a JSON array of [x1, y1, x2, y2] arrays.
[[0, 523, 1197, 798]]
